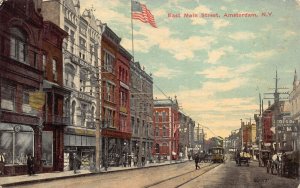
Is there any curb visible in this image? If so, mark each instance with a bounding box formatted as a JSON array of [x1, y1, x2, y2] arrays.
[[0, 160, 189, 187]]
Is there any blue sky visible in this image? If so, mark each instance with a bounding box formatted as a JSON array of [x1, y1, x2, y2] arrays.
[[82, 0, 300, 138]]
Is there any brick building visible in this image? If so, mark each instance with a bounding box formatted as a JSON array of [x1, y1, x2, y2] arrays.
[[0, 0, 44, 176], [153, 97, 179, 161], [41, 21, 69, 172], [101, 25, 132, 166]]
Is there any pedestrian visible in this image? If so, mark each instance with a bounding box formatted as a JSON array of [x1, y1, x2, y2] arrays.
[[27, 153, 34, 175], [0, 152, 5, 175], [122, 154, 126, 167], [133, 155, 137, 166], [128, 155, 132, 167], [73, 153, 77, 174], [141, 155, 145, 166], [116, 154, 120, 166], [194, 154, 200, 170], [188, 153, 191, 161]]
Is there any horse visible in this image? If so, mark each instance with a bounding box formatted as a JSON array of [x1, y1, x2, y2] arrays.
[[269, 153, 282, 175]]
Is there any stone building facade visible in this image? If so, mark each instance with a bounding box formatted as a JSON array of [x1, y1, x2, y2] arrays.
[[42, 0, 101, 170], [130, 62, 153, 165]]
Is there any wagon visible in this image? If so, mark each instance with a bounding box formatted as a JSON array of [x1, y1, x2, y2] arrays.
[[236, 152, 251, 166]]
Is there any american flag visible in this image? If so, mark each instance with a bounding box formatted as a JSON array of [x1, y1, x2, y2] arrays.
[[132, 1, 157, 28]]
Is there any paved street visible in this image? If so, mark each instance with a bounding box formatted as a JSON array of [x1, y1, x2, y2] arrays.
[[4, 158, 299, 188], [179, 159, 299, 188]]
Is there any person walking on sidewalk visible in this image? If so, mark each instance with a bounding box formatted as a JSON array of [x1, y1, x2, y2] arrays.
[[27, 153, 35, 175], [73, 153, 77, 174], [141, 155, 145, 167], [133, 155, 137, 167], [128, 155, 132, 167], [194, 154, 200, 170]]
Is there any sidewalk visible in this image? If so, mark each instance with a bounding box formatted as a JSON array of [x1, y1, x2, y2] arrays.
[[0, 159, 189, 187]]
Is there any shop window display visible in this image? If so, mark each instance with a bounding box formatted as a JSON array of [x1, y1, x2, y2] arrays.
[[0, 123, 34, 165]]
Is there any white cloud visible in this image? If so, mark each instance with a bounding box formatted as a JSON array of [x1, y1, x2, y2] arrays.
[[213, 19, 231, 29], [229, 32, 256, 41], [191, 18, 207, 26], [81, 0, 129, 25], [197, 63, 259, 79], [206, 46, 234, 64], [125, 26, 215, 60], [220, 6, 227, 11], [284, 30, 297, 38], [245, 50, 276, 59], [153, 66, 181, 79]]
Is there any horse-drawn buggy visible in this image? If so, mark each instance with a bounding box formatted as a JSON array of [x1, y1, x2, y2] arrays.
[[236, 151, 251, 166], [266, 150, 299, 178], [266, 153, 282, 174]]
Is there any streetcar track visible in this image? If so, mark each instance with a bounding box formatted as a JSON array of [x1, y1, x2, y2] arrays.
[[175, 164, 220, 188], [144, 163, 221, 188]]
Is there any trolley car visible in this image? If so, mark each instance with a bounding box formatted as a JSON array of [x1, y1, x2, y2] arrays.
[[210, 147, 225, 163]]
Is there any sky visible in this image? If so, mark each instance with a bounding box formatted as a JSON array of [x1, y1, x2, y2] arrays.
[[81, 0, 300, 139]]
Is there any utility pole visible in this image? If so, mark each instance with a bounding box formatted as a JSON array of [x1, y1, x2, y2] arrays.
[[240, 119, 243, 150], [95, 63, 101, 172], [94, 23, 106, 172], [274, 70, 279, 153], [264, 70, 289, 153]]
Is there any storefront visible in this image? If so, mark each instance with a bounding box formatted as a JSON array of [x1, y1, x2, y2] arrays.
[[0, 122, 36, 175], [102, 128, 131, 167], [63, 126, 95, 171]]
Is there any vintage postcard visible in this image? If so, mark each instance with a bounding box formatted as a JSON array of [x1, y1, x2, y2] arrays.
[[0, 0, 299, 187]]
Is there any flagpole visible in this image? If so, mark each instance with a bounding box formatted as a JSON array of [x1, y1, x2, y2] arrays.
[[130, 0, 135, 62]]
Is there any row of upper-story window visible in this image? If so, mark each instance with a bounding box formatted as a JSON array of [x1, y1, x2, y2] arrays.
[[119, 66, 129, 84], [131, 73, 152, 91], [70, 100, 95, 128], [131, 117, 151, 136], [64, 25, 97, 64], [64, 7, 78, 25], [1, 79, 34, 113], [103, 50, 115, 73], [64, 63, 96, 97], [155, 125, 168, 137], [4, 27, 59, 82], [0, 79, 64, 116], [154, 111, 169, 122]]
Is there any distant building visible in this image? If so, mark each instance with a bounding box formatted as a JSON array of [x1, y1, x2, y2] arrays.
[[152, 97, 179, 160], [288, 70, 300, 151], [178, 112, 195, 158]]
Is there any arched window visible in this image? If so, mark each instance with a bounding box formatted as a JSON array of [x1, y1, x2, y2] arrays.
[[71, 101, 76, 125], [52, 59, 57, 81], [65, 63, 75, 88], [10, 27, 27, 63]]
